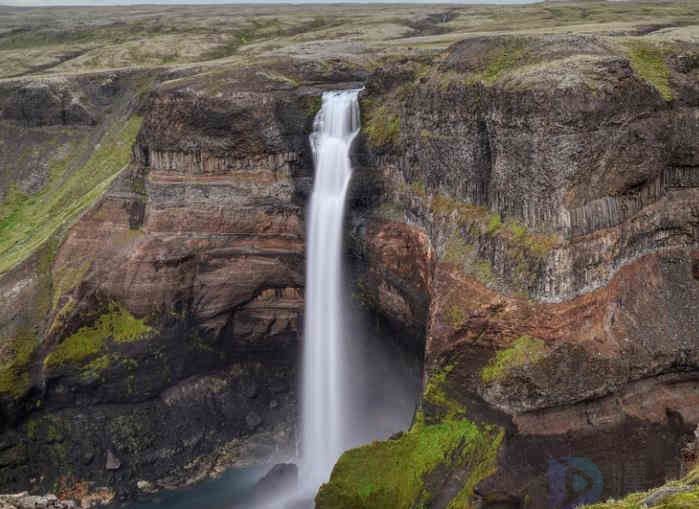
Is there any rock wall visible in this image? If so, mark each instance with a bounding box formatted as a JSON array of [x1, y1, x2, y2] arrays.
[[344, 33, 699, 509], [0, 65, 334, 496]]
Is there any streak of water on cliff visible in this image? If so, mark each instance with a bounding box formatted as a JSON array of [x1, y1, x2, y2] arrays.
[[300, 89, 362, 494]]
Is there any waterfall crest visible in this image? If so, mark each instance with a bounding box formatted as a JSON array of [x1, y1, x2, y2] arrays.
[[301, 89, 361, 493]]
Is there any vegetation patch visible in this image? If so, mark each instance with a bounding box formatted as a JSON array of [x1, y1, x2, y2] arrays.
[[316, 416, 502, 509], [487, 213, 502, 234], [364, 105, 400, 148], [625, 40, 673, 101], [0, 28, 102, 51], [446, 304, 467, 329], [52, 262, 91, 309], [443, 234, 474, 266], [445, 428, 504, 509], [426, 192, 557, 295], [44, 302, 152, 369], [79, 355, 112, 383], [318, 363, 503, 509], [441, 234, 494, 286], [47, 298, 77, 339], [306, 95, 323, 118], [481, 335, 547, 383], [201, 29, 257, 60], [423, 364, 464, 421], [0, 330, 38, 399], [410, 180, 427, 197], [25, 414, 66, 443], [430, 193, 556, 259], [468, 39, 528, 85], [0, 116, 143, 276], [374, 201, 405, 222]]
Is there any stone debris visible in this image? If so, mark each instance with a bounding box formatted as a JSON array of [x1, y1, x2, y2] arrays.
[[0, 493, 76, 509]]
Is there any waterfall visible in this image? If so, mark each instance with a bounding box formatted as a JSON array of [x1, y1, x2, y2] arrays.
[[301, 89, 361, 493]]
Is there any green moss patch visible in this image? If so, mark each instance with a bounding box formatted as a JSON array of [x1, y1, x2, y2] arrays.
[[0, 116, 143, 276], [364, 105, 400, 148], [468, 39, 528, 85], [52, 262, 91, 309], [424, 365, 465, 421], [443, 235, 474, 266], [0, 330, 38, 399], [316, 417, 502, 509], [445, 304, 467, 329], [431, 194, 557, 261], [44, 303, 152, 369], [25, 414, 66, 443], [441, 234, 494, 286], [374, 201, 405, 222], [426, 191, 558, 294], [625, 40, 673, 101], [481, 335, 547, 383], [317, 361, 504, 509], [306, 95, 323, 118], [446, 427, 504, 509], [79, 354, 112, 383]]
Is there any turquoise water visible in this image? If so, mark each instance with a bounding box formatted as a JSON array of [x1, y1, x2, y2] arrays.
[[118, 466, 268, 509]]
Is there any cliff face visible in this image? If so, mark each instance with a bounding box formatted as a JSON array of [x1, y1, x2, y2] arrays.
[[0, 61, 368, 496], [0, 26, 697, 509], [334, 33, 699, 508]]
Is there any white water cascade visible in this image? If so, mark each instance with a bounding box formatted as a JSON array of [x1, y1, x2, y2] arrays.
[[300, 89, 361, 493]]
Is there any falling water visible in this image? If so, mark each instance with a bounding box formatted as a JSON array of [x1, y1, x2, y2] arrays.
[[301, 89, 361, 493]]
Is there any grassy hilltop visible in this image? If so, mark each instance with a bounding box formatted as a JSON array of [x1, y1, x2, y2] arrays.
[[1, 1, 698, 78]]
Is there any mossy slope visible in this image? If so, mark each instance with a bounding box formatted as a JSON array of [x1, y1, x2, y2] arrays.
[[363, 103, 400, 149], [480, 335, 548, 384], [316, 417, 502, 509], [316, 366, 503, 509], [625, 40, 673, 101], [0, 330, 38, 398], [44, 302, 152, 369], [0, 115, 143, 275]]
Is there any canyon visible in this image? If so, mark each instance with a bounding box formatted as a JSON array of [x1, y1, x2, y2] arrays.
[[0, 2, 698, 508]]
